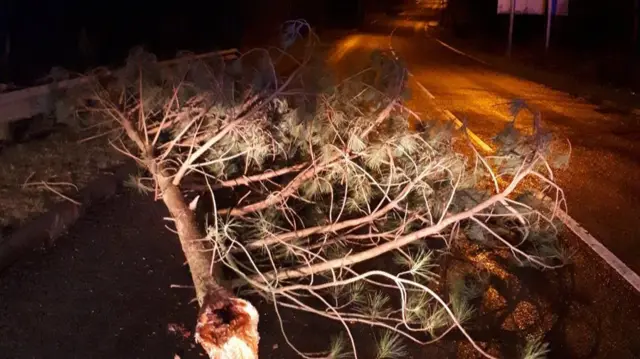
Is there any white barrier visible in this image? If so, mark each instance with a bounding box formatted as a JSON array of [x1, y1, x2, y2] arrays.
[[0, 48, 239, 125]]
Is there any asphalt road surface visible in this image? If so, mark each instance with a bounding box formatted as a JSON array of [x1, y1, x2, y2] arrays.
[[326, 21, 640, 358], [332, 21, 640, 276]]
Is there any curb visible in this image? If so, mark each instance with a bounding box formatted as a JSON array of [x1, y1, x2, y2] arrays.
[[0, 161, 138, 273]]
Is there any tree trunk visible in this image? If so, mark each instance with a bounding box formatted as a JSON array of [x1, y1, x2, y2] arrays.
[[118, 103, 259, 358], [155, 174, 259, 359]]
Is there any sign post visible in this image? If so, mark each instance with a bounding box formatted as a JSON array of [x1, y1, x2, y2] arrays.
[[545, 0, 569, 53], [508, 0, 516, 57], [545, 0, 553, 53], [498, 0, 567, 57], [498, 0, 545, 58]]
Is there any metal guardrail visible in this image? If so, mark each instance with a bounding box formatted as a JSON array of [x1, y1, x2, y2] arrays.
[[0, 48, 239, 125]]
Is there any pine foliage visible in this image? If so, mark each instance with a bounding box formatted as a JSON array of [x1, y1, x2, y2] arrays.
[[61, 21, 570, 359]]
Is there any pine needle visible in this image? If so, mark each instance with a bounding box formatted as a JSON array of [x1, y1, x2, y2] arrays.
[[375, 331, 407, 359]]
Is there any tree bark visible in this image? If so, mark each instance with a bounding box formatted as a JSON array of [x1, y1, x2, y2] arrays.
[[155, 173, 259, 359], [118, 105, 260, 358]]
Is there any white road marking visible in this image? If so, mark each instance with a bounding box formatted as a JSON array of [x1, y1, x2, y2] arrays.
[[408, 70, 494, 152], [414, 81, 435, 99], [433, 39, 490, 66], [430, 37, 640, 293], [418, 74, 640, 292], [390, 20, 640, 292], [440, 109, 495, 153], [534, 191, 640, 293], [408, 68, 495, 153], [391, 39, 640, 292], [390, 43, 493, 152]]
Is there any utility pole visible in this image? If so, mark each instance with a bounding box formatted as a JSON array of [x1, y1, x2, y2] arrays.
[[507, 0, 516, 57]]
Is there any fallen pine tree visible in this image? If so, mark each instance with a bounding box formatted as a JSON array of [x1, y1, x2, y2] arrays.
[[60, 20, 570, 359]]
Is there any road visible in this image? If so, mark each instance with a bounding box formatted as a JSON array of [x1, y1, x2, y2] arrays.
[[325, 20, 640, 358], [397, 37, 640, 278], [329, 21, 640, 275]]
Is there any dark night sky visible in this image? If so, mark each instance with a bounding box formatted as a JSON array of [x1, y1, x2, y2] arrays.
[[0, 0, 249, 83], [0, 0, 637, 85], [0, 0, 368, 84]]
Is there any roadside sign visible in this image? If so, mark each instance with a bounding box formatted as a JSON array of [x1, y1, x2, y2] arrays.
[[552, 0, 569, 16], [498, 0, 569, 56], [497, 0, 545, 15], [546, 0, 569, 52]]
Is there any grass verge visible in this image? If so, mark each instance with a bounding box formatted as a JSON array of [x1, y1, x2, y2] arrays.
[[0, 128, 124, 233]]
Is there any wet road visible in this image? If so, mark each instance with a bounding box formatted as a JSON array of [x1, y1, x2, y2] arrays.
[[399, 37, 640, 277], [327, 26, 640, 276], [324, 25, 640, 358]]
